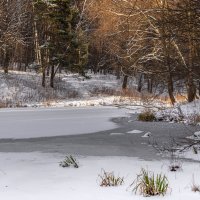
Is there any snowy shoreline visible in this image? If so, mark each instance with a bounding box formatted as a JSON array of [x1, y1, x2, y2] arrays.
[[0, 152, 200, 200]]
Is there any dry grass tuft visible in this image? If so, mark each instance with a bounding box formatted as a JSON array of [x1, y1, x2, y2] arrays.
[[99, 169, 124, 187], [132, 168, 169, 197]]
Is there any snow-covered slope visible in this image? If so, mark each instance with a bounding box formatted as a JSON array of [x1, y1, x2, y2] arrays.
[[0, 71, 172, 109], [0, 71, 122, 107]]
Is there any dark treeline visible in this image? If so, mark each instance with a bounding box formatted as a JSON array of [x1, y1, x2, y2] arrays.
[[0, 0, 200, 104]]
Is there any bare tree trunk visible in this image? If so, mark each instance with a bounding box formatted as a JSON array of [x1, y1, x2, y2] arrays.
[[33, 13, 42, 66], [115, 68, 120, 80], [46, 66, 50, 76], [24, 48, 29, 72], [122, 75, 128, 90], [42, 69, 46, 87], [167, 73, 176, 105], [186, 3, 196, 102], [137, 74, 143, 92], [50, 65, 54, 88], [42, 42, 50, 87], [3, 50, 9, 74], [147, 78, 153, 94], [187, 72, 196, 102], [186, 47, 196, 102], [199, 81, 200, 96]]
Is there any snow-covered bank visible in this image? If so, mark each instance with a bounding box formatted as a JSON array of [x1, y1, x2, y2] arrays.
[[0, 152, 200, 200], [156, 100, 200, 125], [0, 71, 169, 109], [0, 71, 122, 108]]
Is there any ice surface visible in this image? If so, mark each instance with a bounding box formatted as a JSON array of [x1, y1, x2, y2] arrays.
[[0, 107, 128, 139]]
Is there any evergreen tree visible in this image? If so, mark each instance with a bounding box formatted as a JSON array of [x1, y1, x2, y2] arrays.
[[48, 0, 88, 87]]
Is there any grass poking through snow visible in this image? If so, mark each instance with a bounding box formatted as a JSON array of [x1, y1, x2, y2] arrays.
[[131, 168, 169, 197], [59, 155, 79, 168], [99, 169, 124, 187]]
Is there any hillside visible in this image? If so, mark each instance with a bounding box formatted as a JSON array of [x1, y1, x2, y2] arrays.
[[0, 71, 124, 108]]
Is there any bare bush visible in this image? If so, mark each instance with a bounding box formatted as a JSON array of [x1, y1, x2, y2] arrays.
[[138, 110, 156, 122]]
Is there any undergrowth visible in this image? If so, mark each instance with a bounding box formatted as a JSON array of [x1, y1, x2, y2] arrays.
[[138, 110, 156, 122]]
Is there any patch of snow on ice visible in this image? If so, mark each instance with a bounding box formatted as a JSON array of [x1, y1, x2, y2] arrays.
[[127, 130, 143, 134], [194, 131, 200, 138], [142, 132, 152, 138], [110, 133, 124, 136], [186, 131, 200, 141]]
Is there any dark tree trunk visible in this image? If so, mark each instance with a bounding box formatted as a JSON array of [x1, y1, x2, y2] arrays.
[[167, 74, 176, 105], [24, 58, 28, 72], [199, 81, 200, 96], [147, 78, 153, 93], [42, 68, 46, 87], [187, 72, 196, 102], [59, 65, 62, 74], [46, 66, 50, 76], [115, 68, 120, 80], [122, 75, 128, 90], [137, 74, 143, 92], [50, 65, 54, 88], [4, 51, 9, 74]]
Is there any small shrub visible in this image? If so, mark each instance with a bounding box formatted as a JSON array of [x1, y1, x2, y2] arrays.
[[192, 184, 200, 192], [169, 164, 182, 172], [192, 176, 200, 192], [132, 168, 169, 197], [192, 146, 198, 154], [89, 86, 117, 97], [99, 170, 124, 187], [59, 155, 79, 168], [188, 114, 200, 125], [0, 101, 7, 108], [138, 110, 156, 122]]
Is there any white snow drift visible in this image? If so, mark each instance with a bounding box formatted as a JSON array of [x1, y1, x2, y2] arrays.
[[0, 152, 200, 200]]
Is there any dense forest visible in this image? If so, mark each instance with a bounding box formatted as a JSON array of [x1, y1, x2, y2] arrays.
[[0, 0, 200, 104]]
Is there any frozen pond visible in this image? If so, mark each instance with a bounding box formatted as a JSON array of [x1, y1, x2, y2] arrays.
[[0, 107, 128, 139]]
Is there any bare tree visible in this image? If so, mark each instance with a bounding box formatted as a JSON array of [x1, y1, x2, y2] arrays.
[[0, 0, 30, 73]]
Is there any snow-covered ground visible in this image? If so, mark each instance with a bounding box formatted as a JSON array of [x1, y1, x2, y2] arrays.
[[0, 152, 200, 200], [0, 71, 168, 109], [0, 71, 123, 107], [156, 100, 200, 125]]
